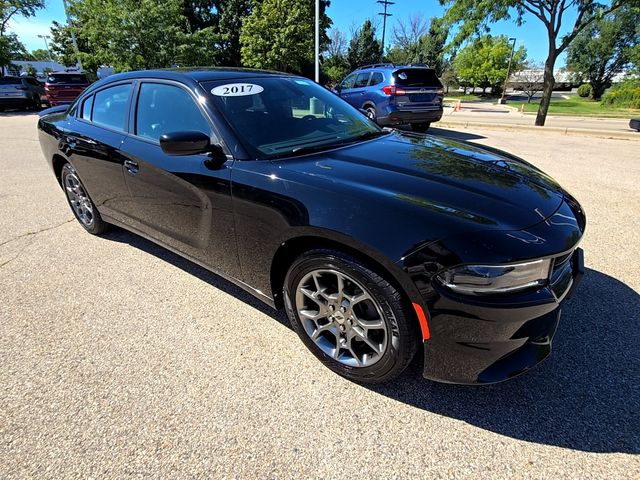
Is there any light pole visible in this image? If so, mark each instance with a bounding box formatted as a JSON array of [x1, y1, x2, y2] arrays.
[[377, 0, 394, 62], [62, 0, 83, 71], [500, 37, 517, 104], [37, 34, 53, 63], [315, 0, 319, 83]]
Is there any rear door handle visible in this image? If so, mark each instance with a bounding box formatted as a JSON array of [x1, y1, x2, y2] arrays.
[[124, 159, 139, 174]]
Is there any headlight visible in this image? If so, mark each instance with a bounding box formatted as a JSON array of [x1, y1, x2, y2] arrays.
[[436, 259, 552, 295]]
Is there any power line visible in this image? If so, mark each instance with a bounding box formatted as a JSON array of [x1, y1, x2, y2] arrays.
[[377, 0, 394, 61]]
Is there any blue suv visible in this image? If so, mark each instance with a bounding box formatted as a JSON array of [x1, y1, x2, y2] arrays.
[[335, 64, 444, 132]]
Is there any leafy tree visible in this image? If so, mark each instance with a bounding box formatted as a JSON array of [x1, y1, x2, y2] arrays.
[[0, 32, 27, 75], [416, 17, 448, 75], [387, 16, 448, 74], [453, 35, 526, 94], [439, 0, 636, 126], [566, 6, 640, 100], [323, 28, 349, 85], [347, 20, 382, 70], [0, 0, 44, 36], [30, 47, 53, 61], [214, 0, 253, 66], [181, 0, 217, 31], [440, 59, 458, 93], [241, 0, 331, 75]]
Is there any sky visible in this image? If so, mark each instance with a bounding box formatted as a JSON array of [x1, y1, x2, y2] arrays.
[[8, 0, 576, 65]]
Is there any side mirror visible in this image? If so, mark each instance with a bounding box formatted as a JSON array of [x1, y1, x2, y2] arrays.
[[334, 85, 342, 94], [160, 131, 212, 156]]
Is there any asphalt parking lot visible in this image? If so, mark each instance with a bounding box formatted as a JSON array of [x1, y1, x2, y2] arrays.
[[1, 112, 638, 478]]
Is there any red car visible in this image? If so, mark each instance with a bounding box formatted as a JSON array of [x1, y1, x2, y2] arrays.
[[44, 72, 89, 106]]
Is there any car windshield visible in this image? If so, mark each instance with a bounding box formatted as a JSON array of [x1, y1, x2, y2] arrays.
[[47, 74, 88, 85], [203, 77, 384, 159]]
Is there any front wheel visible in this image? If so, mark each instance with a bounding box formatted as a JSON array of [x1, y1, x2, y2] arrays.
[[411, 122, 431, 133], [283, 249, 418, 384], [61, 163, 110, 235]]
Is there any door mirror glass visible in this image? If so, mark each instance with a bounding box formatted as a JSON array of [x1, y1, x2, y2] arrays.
[[160, 131, 212, 156]]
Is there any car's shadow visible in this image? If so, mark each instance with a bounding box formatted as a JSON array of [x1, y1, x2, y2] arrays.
[[104, 229, 639, 454]]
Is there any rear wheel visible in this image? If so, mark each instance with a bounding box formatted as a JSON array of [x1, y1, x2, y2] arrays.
[[61, 163, 110, 235], [283, 249, 418, 384], [365, 106, 376, 121], [31, 95, 41, 110], [411, 122, 431, 133]]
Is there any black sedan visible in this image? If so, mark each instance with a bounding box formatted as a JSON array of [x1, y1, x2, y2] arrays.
[[37, 68, 586, 385]]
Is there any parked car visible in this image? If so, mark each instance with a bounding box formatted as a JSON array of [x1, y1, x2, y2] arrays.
[[37, 68, 585, 385], [334, 64, 444, 132], [44, 72, 89, 106], [0, 76, 45, 111]]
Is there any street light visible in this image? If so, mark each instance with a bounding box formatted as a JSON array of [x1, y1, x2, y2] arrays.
[[37, 34, 53, 63], [500, 37, 517, 105]]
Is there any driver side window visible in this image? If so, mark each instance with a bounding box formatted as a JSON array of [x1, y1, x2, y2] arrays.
[[135, 83, 211, 142], [340, 74, 356, 89]]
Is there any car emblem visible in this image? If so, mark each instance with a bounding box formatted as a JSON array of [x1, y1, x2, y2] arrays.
[[420, 88, 426, 93]]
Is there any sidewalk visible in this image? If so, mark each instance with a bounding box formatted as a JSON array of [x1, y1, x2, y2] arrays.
[[440, 102, 639, 140]]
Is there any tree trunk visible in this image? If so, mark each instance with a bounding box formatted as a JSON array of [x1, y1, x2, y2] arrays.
[[535, 54, 557, 126]]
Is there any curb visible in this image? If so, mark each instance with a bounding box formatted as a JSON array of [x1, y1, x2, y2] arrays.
[[436, 120, 640, 141]]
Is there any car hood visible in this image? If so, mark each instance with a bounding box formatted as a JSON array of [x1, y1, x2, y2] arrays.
[[279, 130, 565, 233]]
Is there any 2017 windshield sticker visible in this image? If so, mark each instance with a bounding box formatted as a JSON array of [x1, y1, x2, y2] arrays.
[[211, 83, 264, 97]]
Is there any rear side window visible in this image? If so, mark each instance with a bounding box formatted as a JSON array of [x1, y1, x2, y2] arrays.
[[354, 72, 371, 88], [46, 74, 89, 85], [369, 72, 384, 86], [135, 83, 211, 142], [92, 84, 132, 132], [81, 95, 94, 119], [392, 68, 441, 87]]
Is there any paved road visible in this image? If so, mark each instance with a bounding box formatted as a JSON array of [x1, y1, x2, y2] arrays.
[[1, 113, 639, 478], [441, 102, 638, 136]]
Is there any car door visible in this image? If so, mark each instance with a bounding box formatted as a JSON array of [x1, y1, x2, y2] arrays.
[[61, 82, 133, 224], [118, 80, 239, 276], [347, 72, 372, 108], [336, 73, 357, 106]]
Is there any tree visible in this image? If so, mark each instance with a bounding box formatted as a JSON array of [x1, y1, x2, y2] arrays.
[[416, 17, 448, 75], [323, 28, 350, 85], [454, 35, 526, 94], [30, 48, 53, 61], [566, 6, 640, 100], [213, 0, 253, 66], [347, 20, 382, 70], [0, 33, 27, 75], [0, 0, 44, 36], [440, 59, 458, 93], [241, 0, 331, 75], [510, 61, 544, 102], [439, 0, 636, 126]]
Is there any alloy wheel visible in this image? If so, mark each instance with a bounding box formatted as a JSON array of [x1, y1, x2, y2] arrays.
[[295, 269, 389, 367], [64, 171, 94, 227]]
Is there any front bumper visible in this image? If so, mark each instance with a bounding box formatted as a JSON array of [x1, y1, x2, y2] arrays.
[[422, 248, 585, 384]]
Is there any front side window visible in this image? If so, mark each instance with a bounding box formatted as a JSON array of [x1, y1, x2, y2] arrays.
[[340, 74, 356, 89], [354, 73, 371, 88], [135, 83, 211, 142], [204, 77, 384, 159], [92, 84, 132, 132]]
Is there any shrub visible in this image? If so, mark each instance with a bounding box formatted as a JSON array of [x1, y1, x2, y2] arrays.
[[602, 80, 640, 109], [577, 83, 592, 98]]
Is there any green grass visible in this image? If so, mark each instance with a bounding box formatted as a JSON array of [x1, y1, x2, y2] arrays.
[[520, 96, 640, 118], [443, 92, 487, 102]]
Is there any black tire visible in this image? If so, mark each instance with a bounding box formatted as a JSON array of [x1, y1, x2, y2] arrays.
[[411, 122, 431, 133], [364, 106, 376, 122], [60, 163, 110, 235], [630, 118, 640, 132], [283, 249, 418, 384], [31, 95, 41, 111]]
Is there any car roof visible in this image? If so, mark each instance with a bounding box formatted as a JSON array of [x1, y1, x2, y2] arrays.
[[100, 67, 297, 85], [354, 64, 435, 73]]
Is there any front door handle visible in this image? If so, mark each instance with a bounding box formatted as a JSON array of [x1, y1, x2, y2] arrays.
[[124, 159, 139, 174]]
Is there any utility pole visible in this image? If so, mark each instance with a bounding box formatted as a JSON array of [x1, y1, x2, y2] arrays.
[[315, 0, 320, 83], [62, 0, 83, 71], [500, 37, 517, 104], [377, 0, 394, 62]]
